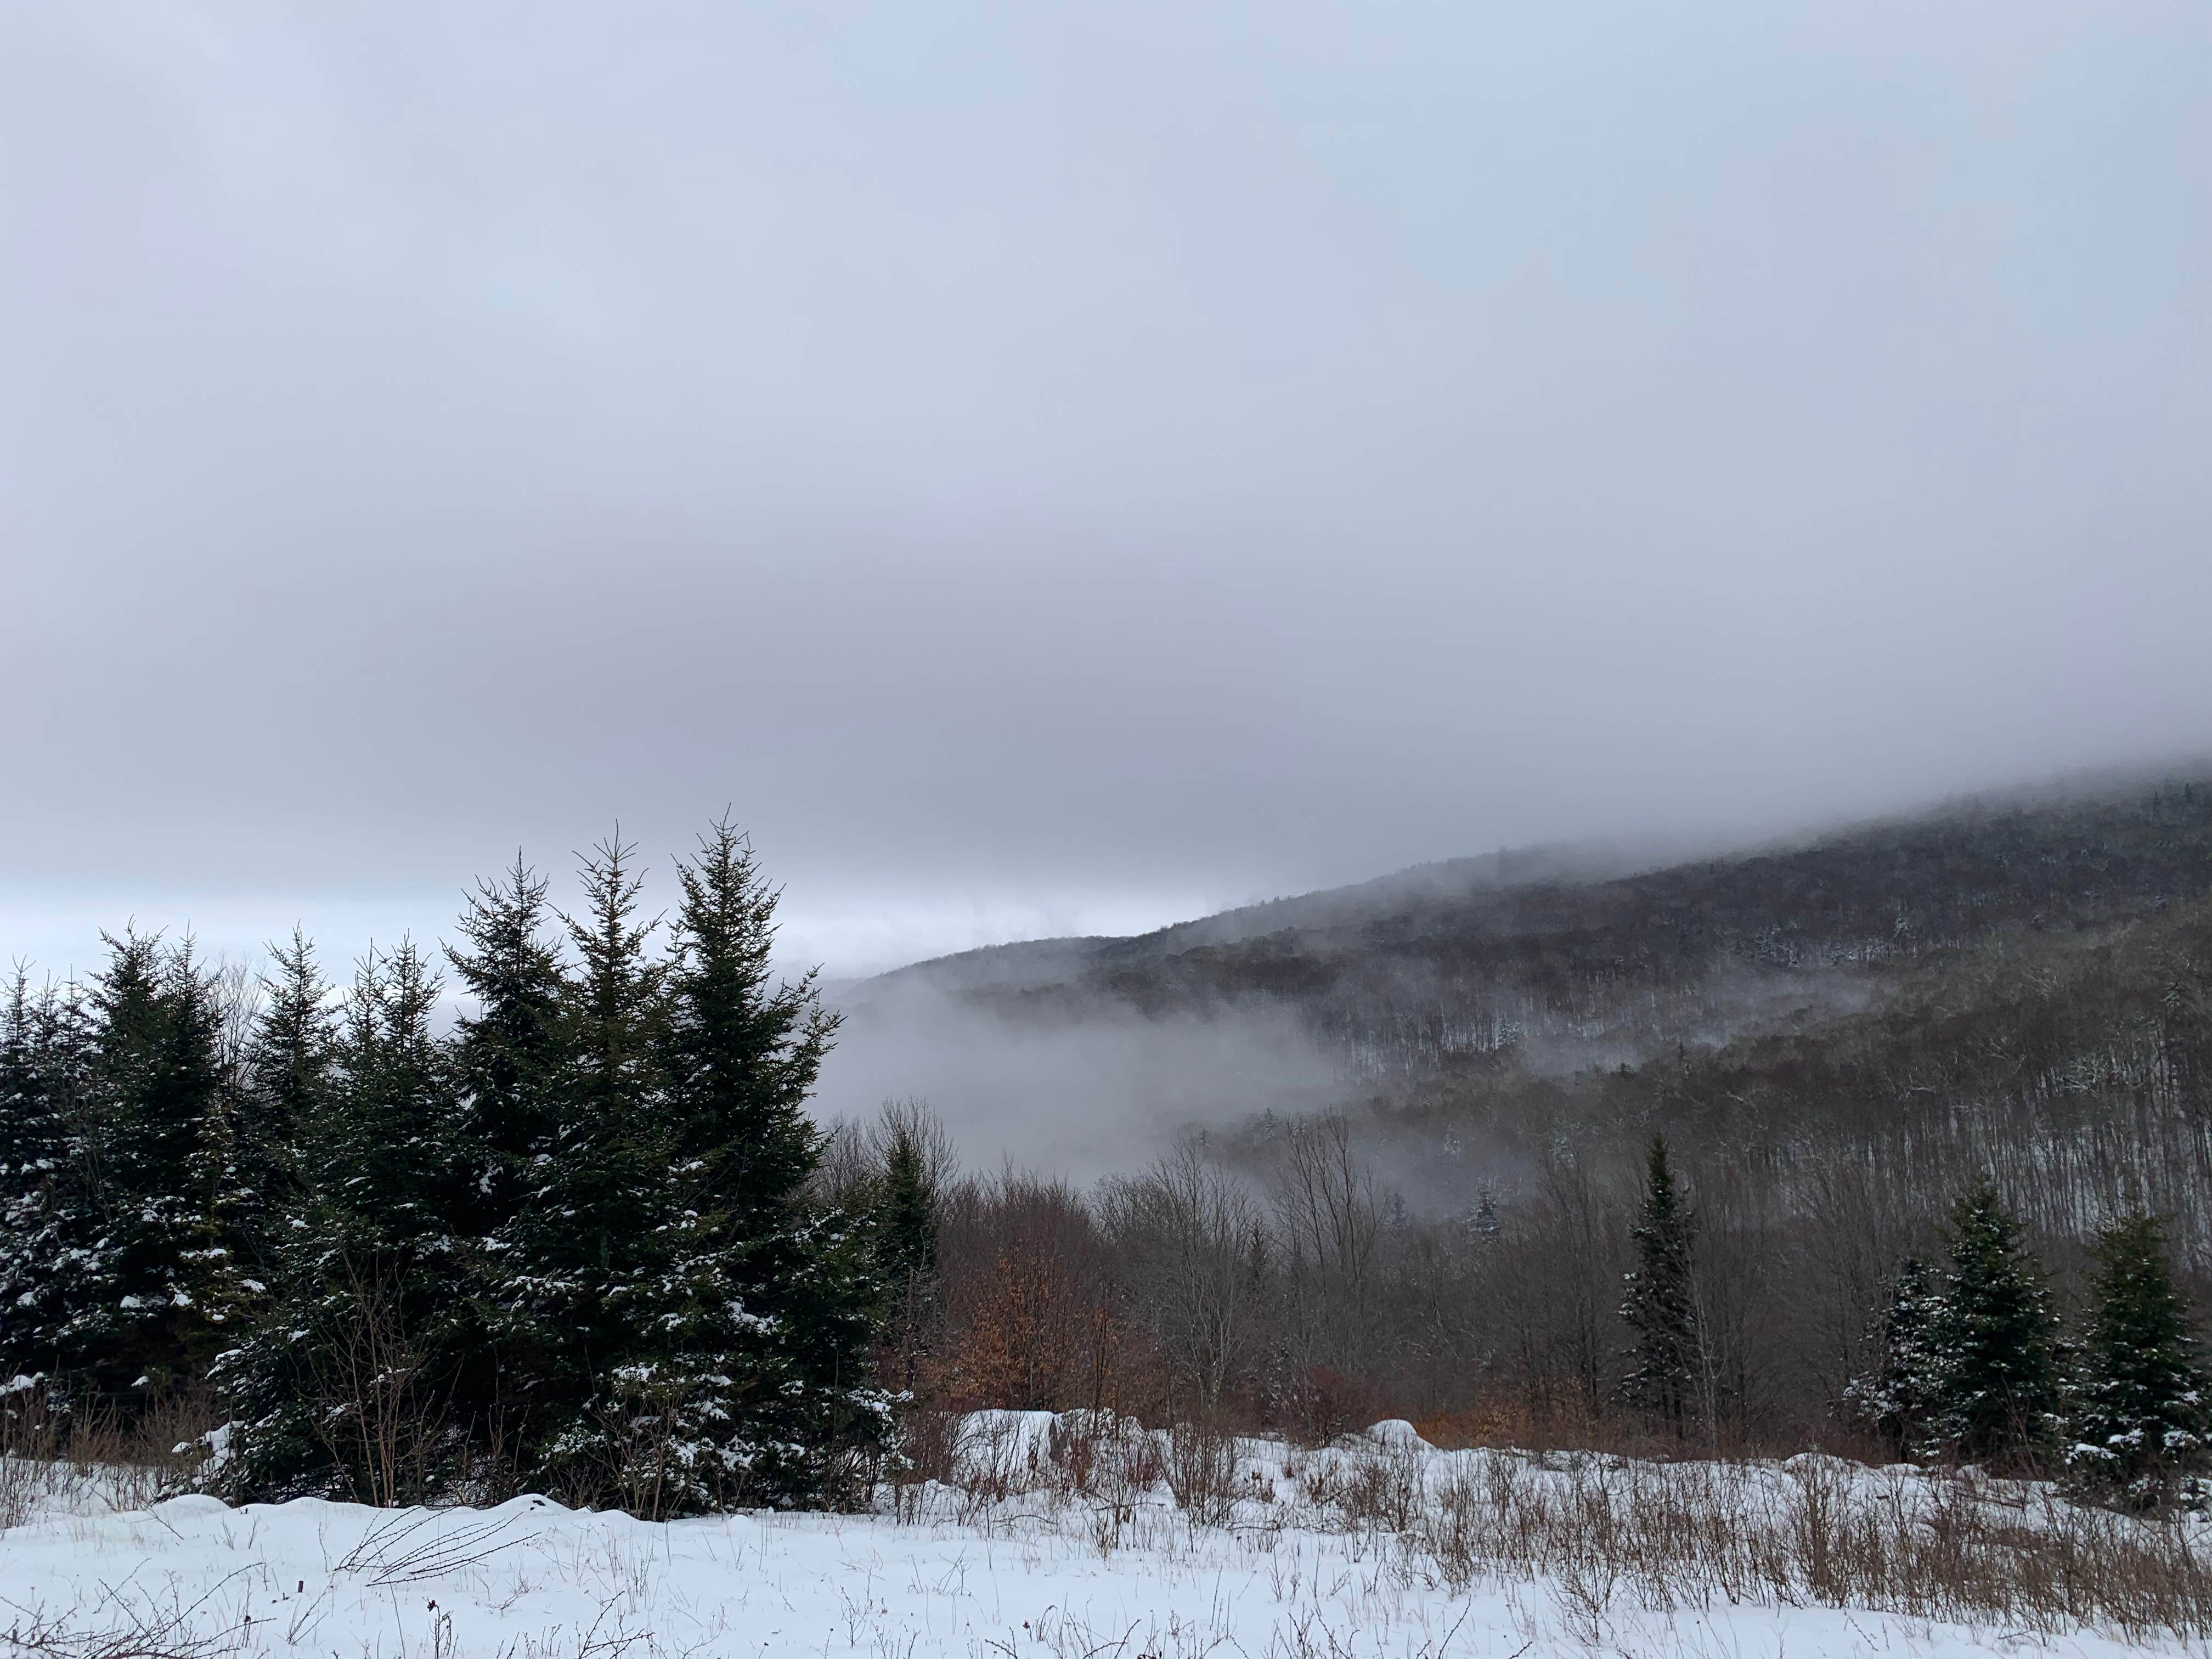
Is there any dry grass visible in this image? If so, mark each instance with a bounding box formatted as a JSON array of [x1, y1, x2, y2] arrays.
[[899, 1407, 2212, 1643], [10, 1390, 2212, 1647], [1385, 1447, 2212, 1643], [0, 1389, 217, 1530]]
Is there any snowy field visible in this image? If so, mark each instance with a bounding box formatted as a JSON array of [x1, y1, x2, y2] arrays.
[[1, 1414, 2207, 1659]]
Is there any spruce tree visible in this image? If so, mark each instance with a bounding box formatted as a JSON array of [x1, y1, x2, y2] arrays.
[[657, 819, 886, 1505], [47, 931, 232, 1403], [1925, 1184, 2063, 1470], [218, 941, 472, 1503], [238, 929, 334, 1217], [445, 859, 568, 1234], [1617, 1133, 1703, 1434], [0, 972, 80, 1389], [485, 838, 684, 1503], [1846, 1254, 1943, 1458], [875, 1112, 940, 1304], [206, 931, 337, 1368], [0, 970, 51, 1196], [2066, 1211, 2209, 1511], [871, 1102, 944, 1395], [443, 860, 571, 1462], [664, 820, 835, 1207]]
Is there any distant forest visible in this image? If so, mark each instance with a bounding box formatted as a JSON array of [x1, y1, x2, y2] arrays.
[[884, 775, 2212, 1472], [4, 778, 2211, 1512]]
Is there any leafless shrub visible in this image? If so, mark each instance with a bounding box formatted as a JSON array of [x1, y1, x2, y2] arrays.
[[878, 1407, 2212, 1640], [1164, 1421, 1238, 1526], [1051, 1411, 1171, 1548], [0, 1572, 252, 1659], [883, 1404, 958, 1522], [1043, 1410, 1106, 1497], [895, 1402, 959, 1477], [1120, 1425, 1166, 1493], [1336, 1434, 1428, 1532], [0, 1386, 64, 1530], [302, 1251, 449, 1508], [943, 1412, 1041, 1522]]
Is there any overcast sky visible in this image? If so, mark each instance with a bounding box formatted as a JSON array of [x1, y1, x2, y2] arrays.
[[4, 1, 2208, 981]]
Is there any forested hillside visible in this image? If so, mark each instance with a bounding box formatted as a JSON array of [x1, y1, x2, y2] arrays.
[[876, 774, 2212, 1076], [844, 772, 2212, 1466], [7, 776, 2210, 1509]]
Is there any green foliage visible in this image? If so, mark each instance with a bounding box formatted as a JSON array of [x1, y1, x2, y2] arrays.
[[217, 940, 476, 1504], [0, 972, 84, 1384], [1617, 1134, 1705, 1433], [876, 1115, 941, 1297], [219, 825, 884, 1515], [22, 778, 2211, 1504], [865, 1102, 945, 1396], [664, 818, 838, 1217], [2067, 1211, 2210, 1511], [484, 838, 685, 1502], [238, 930, 333, 1222], [69, 933, 228, 1399], [1924, 1185, 2064, 1470], [1846, 1254, 1943, 1458], [642, 820, 884, 1506], [445, 858, 569, 1225]]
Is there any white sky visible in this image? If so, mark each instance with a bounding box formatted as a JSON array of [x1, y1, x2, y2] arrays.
[[4, 1, 2208, 980]]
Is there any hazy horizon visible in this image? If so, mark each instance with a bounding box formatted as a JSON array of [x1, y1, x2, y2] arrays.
[[6, 3, 2208, 990], [5, 754, 2204, 995]]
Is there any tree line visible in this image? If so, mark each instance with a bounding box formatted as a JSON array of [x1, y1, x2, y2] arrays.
[[5, 803, 2209, 1520], [0, 824, 915, 1514], [859, 1115, 2209, 1516], [1628, 1137, 2207, 1510]]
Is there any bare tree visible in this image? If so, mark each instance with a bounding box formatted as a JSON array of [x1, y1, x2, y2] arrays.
[[1102, 1141, 1261, 1419]]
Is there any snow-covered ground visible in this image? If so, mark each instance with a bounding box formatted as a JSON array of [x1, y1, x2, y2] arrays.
[[1, 1415, 2204, 1658]]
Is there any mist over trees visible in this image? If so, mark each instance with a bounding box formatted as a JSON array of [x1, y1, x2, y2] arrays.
[[829, 776, 2212, 1503], [3, 777, 2211, 1515]]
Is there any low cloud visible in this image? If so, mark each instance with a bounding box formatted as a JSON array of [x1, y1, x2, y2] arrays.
[[814, 977, 1342, 1181]]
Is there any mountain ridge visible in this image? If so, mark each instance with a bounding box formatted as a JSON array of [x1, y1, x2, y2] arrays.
[[849, 761, 2212, 1023]]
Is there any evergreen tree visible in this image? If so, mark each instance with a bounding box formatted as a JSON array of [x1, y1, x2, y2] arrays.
[[218, 941, 472, 1503], [664, 820, 836, 1208], [1925, 1184, 2063, 1470], [870, 1102, 944, 1395], [485, 838, 684, 1503], [1467, 1186, 1502, 1245], [1617, 1133, 1703, 1434], [238, 929, 335, 1216], [204, 931, 339, 1372], [320, 941, 467, 1255], [42, 931, 233, 1403], [38, 823, 894, 1511], [0, 970, 52, 1193], [1846, 1254, 1943, 1457], [442, 860, 571, 1460], [445, 859, 568, 1234], [655, 819, 887, 1505], [875, 1111, 940, 1303], [2066, 1211, 2210, 1511], [0, 972, 80, 1387]]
